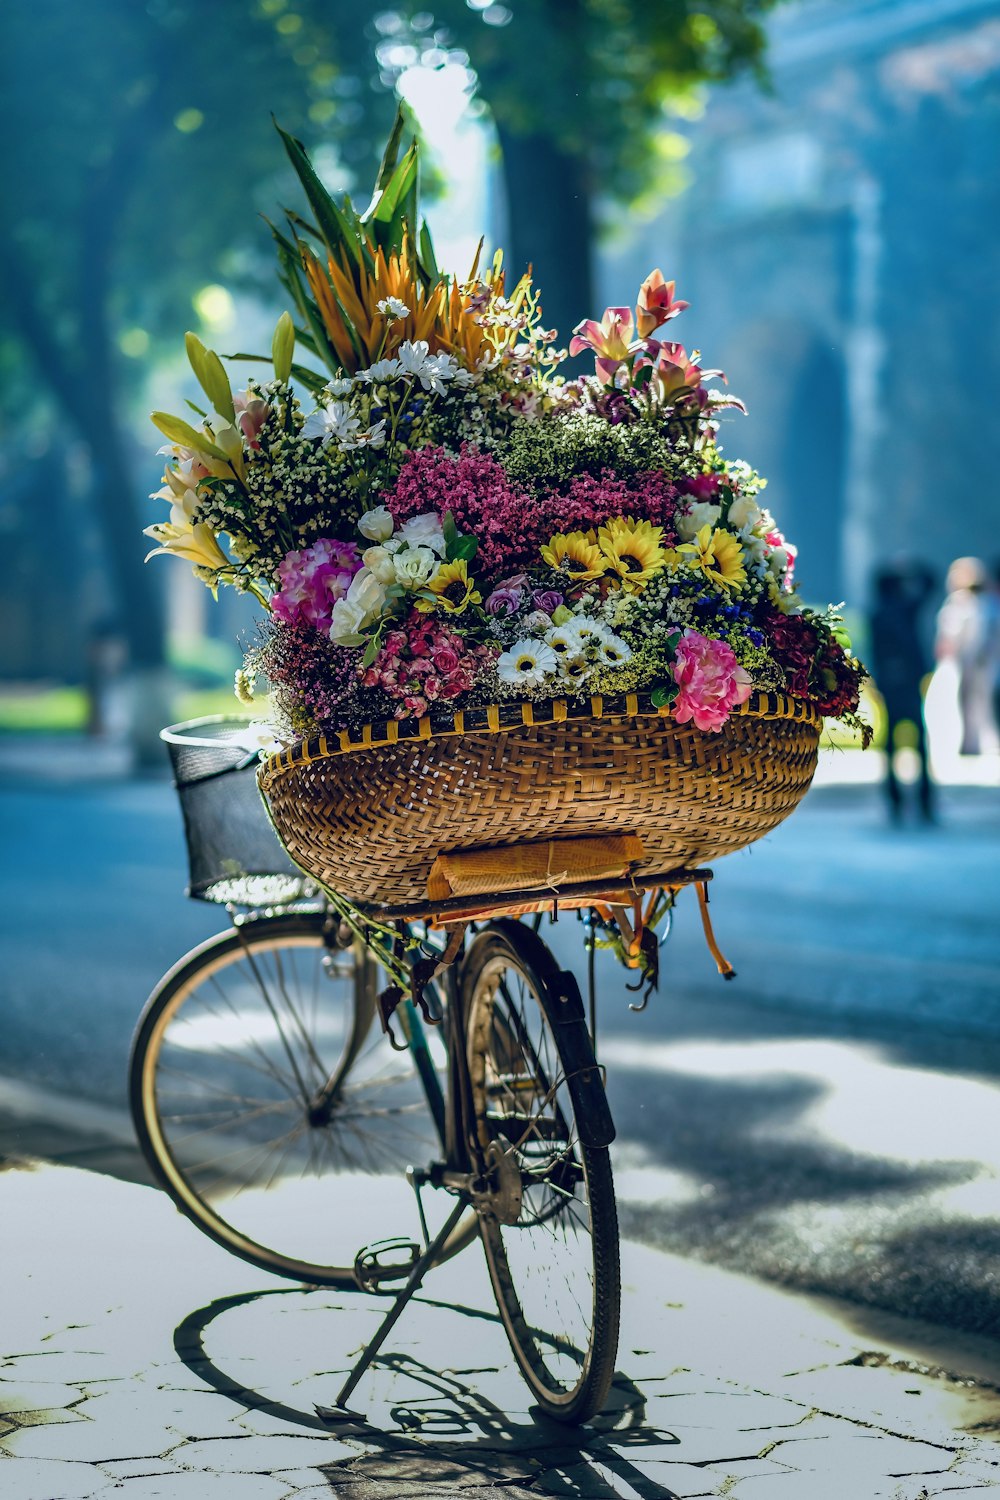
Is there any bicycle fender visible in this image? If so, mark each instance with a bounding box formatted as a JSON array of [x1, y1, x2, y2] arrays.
[[550, 971, 616, 1149]]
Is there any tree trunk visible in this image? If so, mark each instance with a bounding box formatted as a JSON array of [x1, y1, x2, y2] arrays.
[[494, 123, 595, 349]]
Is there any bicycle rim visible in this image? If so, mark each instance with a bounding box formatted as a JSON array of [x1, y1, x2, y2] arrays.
[[130, 913, 465, 1285], [462, 921, 620, 1423]]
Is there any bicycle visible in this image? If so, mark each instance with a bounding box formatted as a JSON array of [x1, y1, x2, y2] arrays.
[[131, 716, 729, 1425]]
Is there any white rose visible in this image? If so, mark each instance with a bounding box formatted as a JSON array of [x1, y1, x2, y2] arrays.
[[727, 495, 761, 532], [676, 501, 722, 541], [392, 547, 439, 589], [397, 512, 447, 555], [362, 545, 397, 585], [329, 568, 386, 645], [358, 505, 394, 542], [768, 545, 790, 575]]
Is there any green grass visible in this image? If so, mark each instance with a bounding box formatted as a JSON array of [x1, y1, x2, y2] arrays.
[[0, 683, 266, 734], [0, 686, 89, 733]]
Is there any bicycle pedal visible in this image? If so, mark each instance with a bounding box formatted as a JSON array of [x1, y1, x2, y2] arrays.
[[353, 1237, 421, 1293]]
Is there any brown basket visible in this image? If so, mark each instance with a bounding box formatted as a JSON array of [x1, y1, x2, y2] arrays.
[[258, 691, 822, 911]]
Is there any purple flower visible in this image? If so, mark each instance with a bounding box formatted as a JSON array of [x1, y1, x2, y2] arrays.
[[531, 589, 563, 615], [485, 583, 525, 616]]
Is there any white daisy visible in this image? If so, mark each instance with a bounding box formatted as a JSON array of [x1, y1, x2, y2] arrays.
[[301, 399, 360, 447], [497, 638, 559, 688], [358, 357, 402, 383], [595, 631, 632, 667], [376, 296, 410, 321], [544, 622, 584, 658], [396, 340, 431, 379]]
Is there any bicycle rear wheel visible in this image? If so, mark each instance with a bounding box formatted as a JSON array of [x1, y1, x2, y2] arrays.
[[130, 911, 465, 1285], [461, 919, 620, 1423]]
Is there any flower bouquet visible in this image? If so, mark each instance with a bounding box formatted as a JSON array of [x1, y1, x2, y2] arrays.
[[146, 116, 866, 917]]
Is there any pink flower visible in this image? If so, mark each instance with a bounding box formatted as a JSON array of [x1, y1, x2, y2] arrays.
[[385, 448, 541, 573], [635, 270, 688, 339], [540, 470, 680, 545], [635, 341, 723, 407], [678, 473, 723, 502], [431, 643, 460, 673], [271, 539, 361, 632], [234, 390, 271, 450], [569, 306, 635, 384], [671, 630, 753, 733]]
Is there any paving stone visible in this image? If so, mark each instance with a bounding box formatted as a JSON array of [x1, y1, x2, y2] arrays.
[[0, 1380, 85, 1415], [4, 1405, 90, 1428], [233, 1406, 343, 1439], [770, 1431, 958, 1477], [639, 1389, 811, 1432], [535, 1456, 715, 1497], [0, 1415, 179, 1463], [77, 1388, 247, 1442], [98, 1457, 186, 1479], [176, 1435, 350, 1473], [105, 1474, 291, 1498], [0, 1454, 112, 1499]]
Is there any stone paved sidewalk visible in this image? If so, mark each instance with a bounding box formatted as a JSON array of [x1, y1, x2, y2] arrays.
[[1, 1159, 998, 1499]]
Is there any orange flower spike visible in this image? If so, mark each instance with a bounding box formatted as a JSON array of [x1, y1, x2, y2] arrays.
[[326, 255, 376, 353], [301, 247, 357, 371]]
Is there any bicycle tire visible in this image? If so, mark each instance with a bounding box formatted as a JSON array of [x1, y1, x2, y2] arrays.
[[461, 919, 620, 1423], [130, 911, 474, 1286]]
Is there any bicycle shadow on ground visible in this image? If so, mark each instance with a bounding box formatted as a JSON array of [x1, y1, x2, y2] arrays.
[[174, 1285, 691, 1498]]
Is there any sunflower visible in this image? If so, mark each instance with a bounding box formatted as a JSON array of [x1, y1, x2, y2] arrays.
[[539, 531, 608, 582], [597, 517, 666, 592], [416, 559, 481, 615], [677, 524, 747, 593]]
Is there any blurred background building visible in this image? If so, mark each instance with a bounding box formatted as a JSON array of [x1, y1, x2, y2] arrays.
[[611, 0, 1000, 613]]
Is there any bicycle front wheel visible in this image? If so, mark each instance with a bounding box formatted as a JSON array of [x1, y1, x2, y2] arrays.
[[462, 919, 620, 1424], [130, 911, 453, 1286]]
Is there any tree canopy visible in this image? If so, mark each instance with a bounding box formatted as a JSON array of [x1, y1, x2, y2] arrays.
[[0, 0, 777, 692]]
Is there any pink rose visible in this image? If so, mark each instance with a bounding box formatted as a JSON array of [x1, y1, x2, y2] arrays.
[[671, 630, 753, 733], [431, 643, 460, 673]]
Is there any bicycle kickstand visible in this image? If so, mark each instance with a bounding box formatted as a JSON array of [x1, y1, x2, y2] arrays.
[[315, 1195, 468, 1427]]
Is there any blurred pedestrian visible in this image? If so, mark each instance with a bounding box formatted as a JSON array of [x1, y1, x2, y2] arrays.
[[870, 562, 936, 823], [935, 557, 1000, 756]]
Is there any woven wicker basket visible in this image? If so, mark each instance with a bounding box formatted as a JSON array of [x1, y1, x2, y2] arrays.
[[258, 691, 821, 911]]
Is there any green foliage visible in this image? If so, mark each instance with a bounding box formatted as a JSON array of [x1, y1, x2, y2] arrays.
[[387, 0, 778, 207], [502, 411, 681, 493]]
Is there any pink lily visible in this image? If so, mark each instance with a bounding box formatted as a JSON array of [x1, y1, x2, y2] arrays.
[[569, 306, 635, 384], [636, 341, 724, 405], [635, 270, 688, 338]]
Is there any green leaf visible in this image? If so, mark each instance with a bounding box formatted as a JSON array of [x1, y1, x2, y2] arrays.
[[274, 120, 364, 270], [185, 332, 235, 422], [361, 635, 379, 669], [272, 311, 295, 384], [418, 220, 439, 285], [150, 411, 230, 462], [184, 397, 208, 418], [650, 683, 678, 709], [373, 143, 418, 227], [364, 106, 407, 217], [451, 535, 478, 563], [442, 511, 459, 548]]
